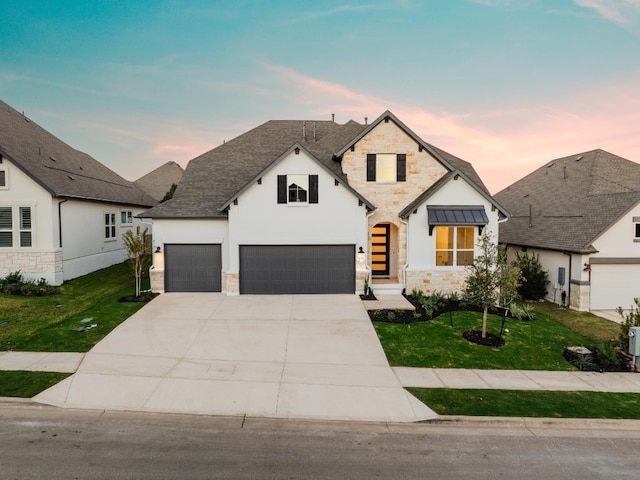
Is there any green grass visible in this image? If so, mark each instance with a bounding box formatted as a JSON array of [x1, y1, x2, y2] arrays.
[[408, 388, 640, 419], [373, 309, 590, 370], [0, 371, 71, 398], [530, 302, 621, 344], [0, 262, 148, 352]]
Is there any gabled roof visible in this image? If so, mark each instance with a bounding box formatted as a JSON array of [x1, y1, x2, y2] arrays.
[[336, 110, 491, 196], [135, 161, 184, 201], [495, 149, 640, 254], [141, 119, 368, 218], [140, 111, 497, 220], [219, 142, 375, 212], [0, 100, 156, 207]]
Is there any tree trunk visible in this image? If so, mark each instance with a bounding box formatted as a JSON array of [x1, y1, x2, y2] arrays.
[[482, 305, 488, 339]]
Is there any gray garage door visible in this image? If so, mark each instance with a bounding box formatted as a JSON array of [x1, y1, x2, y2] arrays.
[[240, 245, 355, 294], [165, 244, 221, 292]]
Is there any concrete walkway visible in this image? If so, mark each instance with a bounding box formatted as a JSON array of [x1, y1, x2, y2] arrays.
[[394, 367, 640, 392], [29, 294, 436, 423]]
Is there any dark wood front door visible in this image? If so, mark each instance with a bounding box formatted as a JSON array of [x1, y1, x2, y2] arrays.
[[371, 224, 390, 276]]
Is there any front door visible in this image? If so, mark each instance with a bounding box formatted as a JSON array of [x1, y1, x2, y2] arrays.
[[371, 224, 390, 276]]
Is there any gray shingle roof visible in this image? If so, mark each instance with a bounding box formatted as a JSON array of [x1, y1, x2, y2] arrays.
[[135, 161, 184, 201], [0, 100, 156, 207], [494, 149, 640, 253], [140, 112, 496, 219], [141, 119, 368, 218]]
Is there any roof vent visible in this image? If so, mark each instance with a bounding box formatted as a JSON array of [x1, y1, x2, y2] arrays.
[[576, 155, 584, 161], [546, 162, 554, 168], [331, 113, 335, 122], [68, 175, 75, 180], [364, 117, 368, 125], [49, 156, 56, 162], [302, 121, 306, 141]]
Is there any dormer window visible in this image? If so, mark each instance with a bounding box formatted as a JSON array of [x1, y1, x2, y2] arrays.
[[0, 169, 6, 189]]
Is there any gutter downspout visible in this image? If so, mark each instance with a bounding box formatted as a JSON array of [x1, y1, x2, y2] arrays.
[[399, 216, 409, 294], [563, 251, 572, 308], [57, 199, 68, 247], [365, 209, 375, 288]]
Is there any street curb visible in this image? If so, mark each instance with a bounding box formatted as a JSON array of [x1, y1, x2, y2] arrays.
[[423, 415, 640, 430]]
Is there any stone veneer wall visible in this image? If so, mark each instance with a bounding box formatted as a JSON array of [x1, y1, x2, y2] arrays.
[[570, 281, 590, 311], [0, 250, 63, 284], [223, 272, 239, 294], [405, 269, 469, 296]]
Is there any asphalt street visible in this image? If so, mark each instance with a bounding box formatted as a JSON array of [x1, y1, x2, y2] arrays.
[[1, 404, 639, 479]]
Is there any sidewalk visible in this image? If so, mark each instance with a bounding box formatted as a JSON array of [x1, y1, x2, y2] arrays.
[[2, 351, 639, 393], [0, 351, 83, 373], [394, 367, 640, 393]]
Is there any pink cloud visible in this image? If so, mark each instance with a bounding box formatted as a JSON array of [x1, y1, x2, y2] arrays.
[[574, 0, 640, 26], [267, 64, 640, 194]]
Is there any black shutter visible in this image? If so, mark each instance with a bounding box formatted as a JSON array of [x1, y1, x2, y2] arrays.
[[397, 154, 406, 182], [366, 154, 376, 182], [277, 175, 287, 203], [309, 175, 319, 204]]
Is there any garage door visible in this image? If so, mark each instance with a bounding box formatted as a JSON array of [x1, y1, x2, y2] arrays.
[[240, 245, 355, 294], [590, 264, 640, 310], [164, 244, 221, 292]]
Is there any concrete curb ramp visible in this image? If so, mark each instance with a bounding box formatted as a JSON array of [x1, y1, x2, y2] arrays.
[[33, 293, 437, 423]]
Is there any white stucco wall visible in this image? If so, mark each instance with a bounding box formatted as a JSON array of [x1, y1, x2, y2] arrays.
[[227, 149, 369, 272], [0, 159, 61, 283], [59, 200, 152, 281], [591, 202, 640, 257], [150, 218, 229, 272]]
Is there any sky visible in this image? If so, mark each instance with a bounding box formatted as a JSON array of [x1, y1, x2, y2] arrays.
[[1, 0, 639, 194]]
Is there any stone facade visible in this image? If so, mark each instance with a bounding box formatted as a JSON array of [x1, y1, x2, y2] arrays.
[[223, 272, 240, 295], [405, 269, 469, 296], [570, 281, 590, 311], [0, 249, 63, 284]]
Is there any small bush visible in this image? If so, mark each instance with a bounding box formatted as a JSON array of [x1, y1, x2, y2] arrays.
[[508, 302, 536, 321], [512, 251, 549, 301], [0, 271, 57, 296], [594, 341, 622, 370], [617, 298, 640, 351]]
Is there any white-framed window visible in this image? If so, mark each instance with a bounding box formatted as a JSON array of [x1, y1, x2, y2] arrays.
[[105, 212, 116, 240], [287, 174, 308, 203], [0, 169, 7, 189], [277, 174, 318, 205], [0, 206, 12, 247], [435, 226, 475, 266], [19, 207, 32, 247], [635, 223, 640, 240], [0, 206, 33, 248], [121, 210, 133, 225]]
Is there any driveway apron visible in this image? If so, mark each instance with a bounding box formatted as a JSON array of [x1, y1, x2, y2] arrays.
[[34, 293, 436, 422]]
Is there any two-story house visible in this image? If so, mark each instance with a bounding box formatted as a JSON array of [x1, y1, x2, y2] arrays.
[[141, 111, 507, 295]]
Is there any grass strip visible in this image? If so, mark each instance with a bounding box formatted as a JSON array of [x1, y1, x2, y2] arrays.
[[0, 371, 71, 398], [408, 387, 640, 419]]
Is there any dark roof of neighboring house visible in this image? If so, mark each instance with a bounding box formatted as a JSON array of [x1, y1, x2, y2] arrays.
[[0, 100, 156, 207], [141, 111, 494, 219], [494, 149, 640, 254], [135, 161, 184, 201]]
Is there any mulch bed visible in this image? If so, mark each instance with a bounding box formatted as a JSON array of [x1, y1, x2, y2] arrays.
[[118, 292, 159, 303], [462, 329, 505, 347]]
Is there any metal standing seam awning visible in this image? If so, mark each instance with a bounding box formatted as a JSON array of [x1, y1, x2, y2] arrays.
[[427, 205, 489, 235]]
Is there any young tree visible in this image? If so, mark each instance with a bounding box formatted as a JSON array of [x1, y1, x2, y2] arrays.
[[123, 226, 150, 298], [463, 231, 522, 338]]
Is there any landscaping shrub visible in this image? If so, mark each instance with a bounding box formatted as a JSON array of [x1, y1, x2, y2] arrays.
[[617, 298, 640, 351], [512, 251, 549, 301], [0, 271, 57, 296]]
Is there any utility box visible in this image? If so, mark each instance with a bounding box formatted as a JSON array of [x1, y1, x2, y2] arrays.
[[629, 326, 640, 356]]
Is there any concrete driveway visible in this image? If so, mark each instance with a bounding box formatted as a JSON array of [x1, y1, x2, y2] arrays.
[[35, 294, 436, 423]]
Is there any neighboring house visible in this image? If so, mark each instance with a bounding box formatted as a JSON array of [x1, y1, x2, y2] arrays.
[[134, 161, 184, 202], [141, 111, 507, 295], [0, 100, 157, 285], [495, 149, 640, 312]]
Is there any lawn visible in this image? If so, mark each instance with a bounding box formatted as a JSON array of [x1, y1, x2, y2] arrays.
[[409, 388, 640, 419], [0, 262, 149, 352], [0, 371, 71, 398], [373, 309, 591, 370]]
